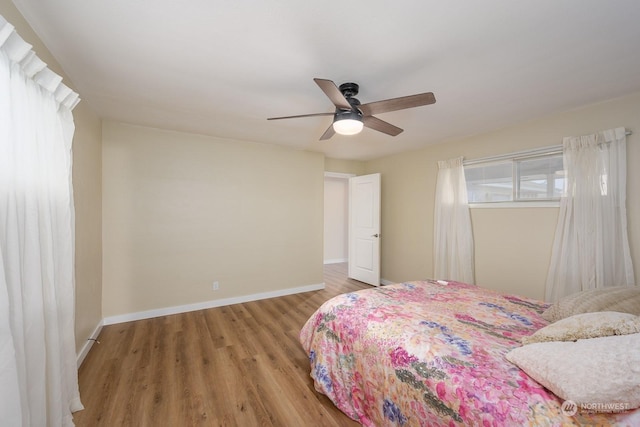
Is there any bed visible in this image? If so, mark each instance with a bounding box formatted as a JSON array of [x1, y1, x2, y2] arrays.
[[299, 279, 640, 426]]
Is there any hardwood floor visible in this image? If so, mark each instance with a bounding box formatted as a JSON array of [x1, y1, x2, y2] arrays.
[[74, 263, 369, 426]]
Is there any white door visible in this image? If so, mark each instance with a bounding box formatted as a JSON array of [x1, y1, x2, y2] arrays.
[[348, 173, 381, 286]]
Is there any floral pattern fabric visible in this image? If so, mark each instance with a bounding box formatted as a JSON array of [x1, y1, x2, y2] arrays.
[[300, 280, 640, 426]]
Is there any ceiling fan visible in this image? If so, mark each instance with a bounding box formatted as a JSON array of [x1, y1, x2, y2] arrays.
[[267, 78, 436, 140]]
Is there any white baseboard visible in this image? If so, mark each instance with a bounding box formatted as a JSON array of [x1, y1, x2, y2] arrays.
[[324, 258, 348, 265], [380, 278, 394, 286], [77, 320, 103, 368], [102, 282, 325, 326]]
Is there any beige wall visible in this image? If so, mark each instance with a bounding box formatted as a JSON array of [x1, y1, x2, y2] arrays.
[[102, 122, 324, 317], [324, 157, 365, 175], [1, 1, 104, 352], [71, 104, 103, 350], [365, 92, 640, 300]]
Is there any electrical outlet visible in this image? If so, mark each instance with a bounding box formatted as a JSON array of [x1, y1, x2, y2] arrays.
[[212, 281, 219, 291]]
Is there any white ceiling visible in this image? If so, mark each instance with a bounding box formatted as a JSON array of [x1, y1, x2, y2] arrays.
[[13, 0, 640, 160]]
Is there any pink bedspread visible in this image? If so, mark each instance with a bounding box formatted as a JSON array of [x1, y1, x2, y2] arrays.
[[300, 280, 640, 426]]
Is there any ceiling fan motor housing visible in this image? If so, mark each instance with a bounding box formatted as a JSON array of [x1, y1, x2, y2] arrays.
[[334, 108, 362, 122], [339, 82, 359, 98], [338, 83, 362, 112]]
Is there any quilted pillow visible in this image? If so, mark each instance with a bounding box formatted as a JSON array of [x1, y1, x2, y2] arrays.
[[542, 286, 640, 322], [506, 333, 640, 410], [522, 311, 640, 345]]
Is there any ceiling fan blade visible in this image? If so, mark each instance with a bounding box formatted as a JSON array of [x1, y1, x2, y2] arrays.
[[362, 116, 403, 136], [359, 92, 436, 116], [267, 112, 334, 120], [314, 78, 352, 110], [319, 124, 336, 140]]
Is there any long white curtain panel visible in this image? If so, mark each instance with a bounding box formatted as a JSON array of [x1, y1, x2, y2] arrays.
[[433, 157, 475, 284], [545, 127, 635, 302], [0, 15, 82, 427]]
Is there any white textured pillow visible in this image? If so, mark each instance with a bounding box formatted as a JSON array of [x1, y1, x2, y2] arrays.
[[523, 311, 640, 345], [542, 286, 640, 322], [506, 334, 640, 409]]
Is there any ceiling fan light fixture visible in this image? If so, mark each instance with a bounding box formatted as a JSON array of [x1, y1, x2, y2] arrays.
[[333, 119, 363, 135], [333, 110, 363, 136]]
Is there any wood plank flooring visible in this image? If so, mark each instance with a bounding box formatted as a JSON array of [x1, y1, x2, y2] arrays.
[[74, 263, 369, 426]]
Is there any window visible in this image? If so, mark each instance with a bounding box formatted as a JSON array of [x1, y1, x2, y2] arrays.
[[464, 150, 564, 204]]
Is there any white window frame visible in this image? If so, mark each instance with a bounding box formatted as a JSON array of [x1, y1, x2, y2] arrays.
[[464, 146, 563, 209]]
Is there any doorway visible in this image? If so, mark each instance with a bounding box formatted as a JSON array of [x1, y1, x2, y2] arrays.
[[323, 172, 354, 264], [324, 172, 382, 286]]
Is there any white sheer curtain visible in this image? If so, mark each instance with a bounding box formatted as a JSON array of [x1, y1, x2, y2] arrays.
[[434, 157, 475, 284], [545, 127, 635, 302], [1, 15, 82, 426]]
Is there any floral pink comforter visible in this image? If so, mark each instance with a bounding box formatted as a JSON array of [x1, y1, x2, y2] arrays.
[[300, 280, 640, 426]]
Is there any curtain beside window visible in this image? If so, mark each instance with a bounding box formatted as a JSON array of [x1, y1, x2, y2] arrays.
[[545, 127, 635, 302], [0, 15, 82, 427], [434, 157, 475, 284]]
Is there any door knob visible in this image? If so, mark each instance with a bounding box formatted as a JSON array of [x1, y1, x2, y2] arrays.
[[372, 234, 379, 238]]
